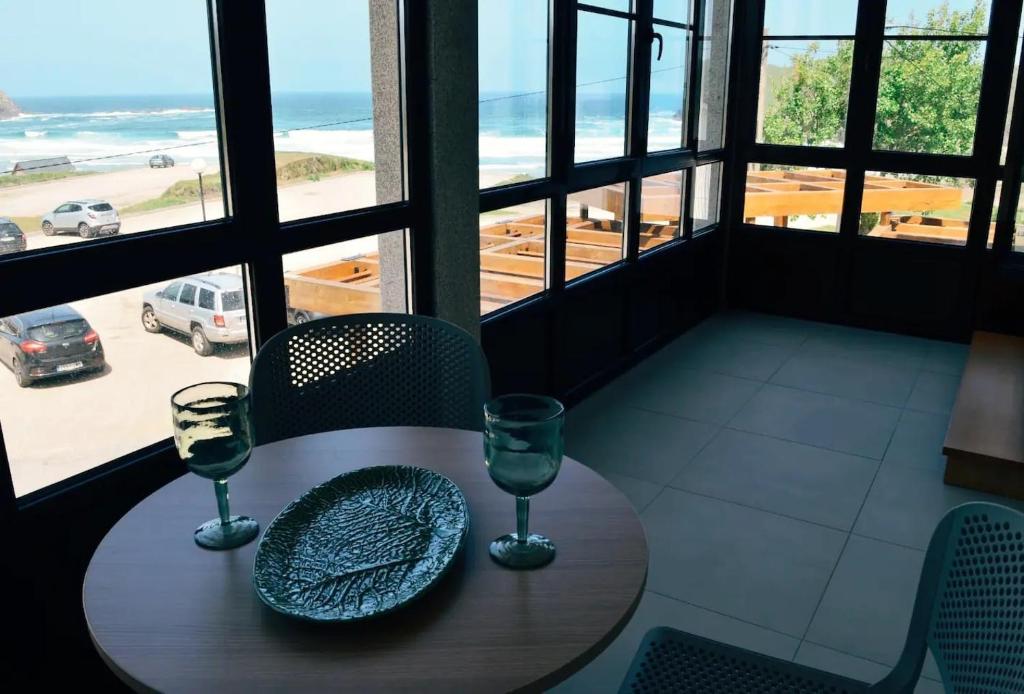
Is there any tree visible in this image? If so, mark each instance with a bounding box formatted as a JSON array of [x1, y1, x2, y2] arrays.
[[762, 0, 988, 155]]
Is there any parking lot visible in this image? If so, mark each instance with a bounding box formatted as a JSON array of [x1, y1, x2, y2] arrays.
[[2, 169, 388, 496]]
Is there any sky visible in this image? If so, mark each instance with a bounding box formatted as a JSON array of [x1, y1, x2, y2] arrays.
[[0, 0, 992, 98]]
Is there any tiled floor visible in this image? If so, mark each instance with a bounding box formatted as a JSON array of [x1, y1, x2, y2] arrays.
[[552, 311, 1023, 693]]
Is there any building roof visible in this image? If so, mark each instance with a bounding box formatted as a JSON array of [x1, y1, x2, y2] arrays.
[[12, 156, 74, 173]]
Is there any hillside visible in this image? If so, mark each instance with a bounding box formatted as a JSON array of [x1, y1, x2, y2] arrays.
[[0, 90, 20, 119]]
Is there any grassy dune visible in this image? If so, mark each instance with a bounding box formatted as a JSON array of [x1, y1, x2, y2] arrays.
[[122, 152, 372, 216], [0, 171, 92, 188]]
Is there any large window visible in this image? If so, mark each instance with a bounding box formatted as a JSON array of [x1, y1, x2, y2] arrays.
[[758, 2, 857, 147], [741, 0, 1024, 255], [0, 1, 224, 256], [744, 166, 846, 233], [478, 0, 549, 187], [266, 1, 404, 221], [575, 6, 631, 162], [1, 269, 251, 497], [874, 1, 990, 154], [0, 1, 415, 501]]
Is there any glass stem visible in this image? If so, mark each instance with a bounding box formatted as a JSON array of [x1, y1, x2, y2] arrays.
[[516, 496, 529, 543], [214, 479, 231, 526]]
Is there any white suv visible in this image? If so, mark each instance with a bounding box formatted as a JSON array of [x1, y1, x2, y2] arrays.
[[142, 273, 249, 356], [42, 199, 121, 238]]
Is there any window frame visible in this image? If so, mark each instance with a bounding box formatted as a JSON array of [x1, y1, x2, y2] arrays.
[[479, 0, 732, 322], [0, 0, 431, 510], [729, 0, 1021, 256]]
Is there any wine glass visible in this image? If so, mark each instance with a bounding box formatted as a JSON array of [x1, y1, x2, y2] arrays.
[[171, 382, 259, 550], [484, 394, 565, 569]]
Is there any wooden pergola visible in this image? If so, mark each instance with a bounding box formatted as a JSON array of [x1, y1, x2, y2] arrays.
[[742, 169, 990, 244], [280, 171, 987, 318]]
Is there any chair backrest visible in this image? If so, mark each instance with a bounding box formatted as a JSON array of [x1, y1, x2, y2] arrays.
[[249, 313, 490, 445], [875, 501, 1024, 693]]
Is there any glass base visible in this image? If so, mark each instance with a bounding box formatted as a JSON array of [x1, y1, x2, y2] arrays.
[[489, 533, 555, 569], [194, 515, 259, 550]]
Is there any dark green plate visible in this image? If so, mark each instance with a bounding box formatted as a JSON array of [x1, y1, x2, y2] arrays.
[[253, 465, 469, 622]]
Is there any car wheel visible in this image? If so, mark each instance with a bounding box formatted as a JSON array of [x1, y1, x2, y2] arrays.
[[13, 357, 31, 388], [191, 325, 214, 357], [42, 222, 55, 236], [78, 222, 96, 239], [293, 311, 310, 324], [141, 305, 162, 333]]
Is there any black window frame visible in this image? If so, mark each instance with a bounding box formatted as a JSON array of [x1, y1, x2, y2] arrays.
[[0, 0, 435, 511], [479, 0, 732, 321], [729, 0, 1023, 255]]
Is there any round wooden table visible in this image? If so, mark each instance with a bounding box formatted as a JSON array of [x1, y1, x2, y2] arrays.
[[84, 427, 648, 693]]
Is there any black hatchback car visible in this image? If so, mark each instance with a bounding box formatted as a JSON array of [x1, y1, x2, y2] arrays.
[[0, 306, 105, 387], [0, 217, 26, 255]]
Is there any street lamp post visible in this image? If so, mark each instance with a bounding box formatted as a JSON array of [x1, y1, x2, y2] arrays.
[[191, 158, 208, 222]]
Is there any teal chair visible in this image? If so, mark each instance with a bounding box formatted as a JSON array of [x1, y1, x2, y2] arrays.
[[620, 502, 1024, 693], [249, 313, 490, 445]]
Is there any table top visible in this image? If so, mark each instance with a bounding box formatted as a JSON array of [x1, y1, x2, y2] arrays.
[[84, 427, 648, 693]]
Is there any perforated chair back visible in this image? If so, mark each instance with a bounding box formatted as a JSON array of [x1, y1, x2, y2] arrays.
[[249, 313, 490, 445], [877, 501, 1024, 693]]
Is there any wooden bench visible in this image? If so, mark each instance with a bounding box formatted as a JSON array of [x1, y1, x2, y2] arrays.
[[943, 331, 1024, 499]]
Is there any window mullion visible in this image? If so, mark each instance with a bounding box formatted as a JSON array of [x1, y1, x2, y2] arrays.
[[212, 0, 287, 347]]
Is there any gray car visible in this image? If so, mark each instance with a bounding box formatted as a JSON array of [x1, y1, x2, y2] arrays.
[[42, 199, 120, 238], [142, 273, 249, 356]]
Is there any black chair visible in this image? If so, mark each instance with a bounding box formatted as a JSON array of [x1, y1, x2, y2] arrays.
[[620, 502, 1024, 693], [249, 313, 490, 445]]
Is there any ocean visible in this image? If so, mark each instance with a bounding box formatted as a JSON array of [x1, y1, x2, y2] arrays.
[[0, 91, 686, 177]]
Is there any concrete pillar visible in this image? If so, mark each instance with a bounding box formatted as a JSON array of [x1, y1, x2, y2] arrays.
[[418, 0, 481, 337], [701, 0, 733, 150], [369, 0, 480, 337], [369, 0, 408, 313]]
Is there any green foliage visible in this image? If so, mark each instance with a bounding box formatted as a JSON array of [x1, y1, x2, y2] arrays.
[[762, 41, 855, 147], [276, 154, 373, 181], [494, 173, 534, 187], [762, 0, 988, 155], [859, 212, 880, 233], [0, 170, 92, 188], [122, 153, 372, 216]]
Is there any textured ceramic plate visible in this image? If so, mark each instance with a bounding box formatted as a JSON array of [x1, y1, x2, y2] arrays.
[[253, 465, 469, 622]]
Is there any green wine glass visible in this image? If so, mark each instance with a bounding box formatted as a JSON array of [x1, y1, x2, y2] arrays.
[[484, 394, 565, 569], [171, 382, 259, 550]]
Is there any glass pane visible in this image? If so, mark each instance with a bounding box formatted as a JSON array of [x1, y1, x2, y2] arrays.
[[744, 165, 846, 232], [266, 1, 402, 223], [2, 267, 251, 496], [698, 0, 733, 151], [567, 185, 627, 279], [884, 0, 990, 37], [640, 172, 684, 252], [479, 0, 549, 188], [479, 201, 548, 314], [0, 1, 222, 257], [583, 0, 632, 12], [758, 40, 853, 147], [575, 11, 630, 162], [694, 162, 723, 233], [648, 26, 689, 152], [653, 1, 689, 25], [874, 40, 985, 154], [764, 0, 858, 35], [1002, 32, 1022, 165], [282, 232, 408, 324], [988, 182, 1002, 249], [1015, 185, 1024, 252], [991, 182, 1024, 252], [859, 173, 975, 246]]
